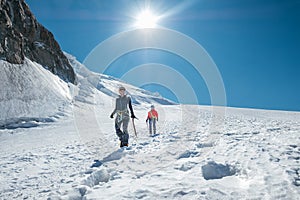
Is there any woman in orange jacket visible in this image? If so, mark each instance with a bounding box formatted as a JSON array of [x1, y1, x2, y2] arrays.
[[146, 105, 158, 136]]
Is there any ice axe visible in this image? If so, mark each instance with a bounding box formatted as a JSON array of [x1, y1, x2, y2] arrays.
[[132, 117, 138, 138]]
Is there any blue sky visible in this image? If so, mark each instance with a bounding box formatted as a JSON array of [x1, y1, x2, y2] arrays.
[[26, 0, 300, 111]]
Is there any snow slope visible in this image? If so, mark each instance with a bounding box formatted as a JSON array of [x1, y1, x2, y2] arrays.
[[0, 58, 72, 129], [0, 55, 300, 200]]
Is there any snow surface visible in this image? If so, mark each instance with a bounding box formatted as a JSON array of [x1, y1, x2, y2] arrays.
[[0, 55, 300, 199]]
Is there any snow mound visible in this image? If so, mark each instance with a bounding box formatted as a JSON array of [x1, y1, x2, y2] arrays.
[[201, 161, 237, 180], [82, 168, 110, 187], [62, 185, 89, 200]]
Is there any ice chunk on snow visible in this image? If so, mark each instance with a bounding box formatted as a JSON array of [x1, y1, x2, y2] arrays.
[[202, 161, 237, 180]]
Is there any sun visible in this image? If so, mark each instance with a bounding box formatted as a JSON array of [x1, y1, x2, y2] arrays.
[[134, 10, 159, 28]]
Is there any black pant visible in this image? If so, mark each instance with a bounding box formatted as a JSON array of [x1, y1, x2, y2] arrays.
[[115, 116, 129, 147]]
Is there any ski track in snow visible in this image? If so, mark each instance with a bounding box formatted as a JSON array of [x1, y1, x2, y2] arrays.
[[1, 55, 300, 199]]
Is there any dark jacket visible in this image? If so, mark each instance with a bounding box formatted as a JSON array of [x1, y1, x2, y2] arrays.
[[111, 95, 134, 117]]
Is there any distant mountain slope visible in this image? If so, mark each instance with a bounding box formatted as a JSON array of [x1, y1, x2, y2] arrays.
[[66, 53, 176, 106], [0, 0, 76, 83]]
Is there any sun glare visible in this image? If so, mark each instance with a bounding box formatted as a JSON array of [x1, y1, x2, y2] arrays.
[[135, 10, 159, 28]]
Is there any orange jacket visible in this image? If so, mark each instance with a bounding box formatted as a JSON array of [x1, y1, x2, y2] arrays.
[[147, 109, 158, 120]]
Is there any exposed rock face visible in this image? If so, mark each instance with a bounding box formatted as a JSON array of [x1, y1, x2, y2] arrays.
[[0, 0, 76, 83]]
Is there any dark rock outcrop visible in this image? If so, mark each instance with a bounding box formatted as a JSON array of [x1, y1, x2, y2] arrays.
[[0, 0, 76, 83]]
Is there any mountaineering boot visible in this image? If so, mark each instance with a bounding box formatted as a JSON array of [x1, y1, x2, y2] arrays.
[[120, 141, 128, 147]]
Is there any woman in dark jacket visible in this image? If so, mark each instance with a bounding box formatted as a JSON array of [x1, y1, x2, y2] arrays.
[[110, 86, 136, 147]]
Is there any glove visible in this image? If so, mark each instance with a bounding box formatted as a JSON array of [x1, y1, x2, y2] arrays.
[[131, 114, 136, 119], [110, 114, 114, 119], [146, 119, 148, 123]]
